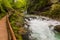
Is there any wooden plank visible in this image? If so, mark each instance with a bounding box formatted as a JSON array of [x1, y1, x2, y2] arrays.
[[0, 16, 8, 40]]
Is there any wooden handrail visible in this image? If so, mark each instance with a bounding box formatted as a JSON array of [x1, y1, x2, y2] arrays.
[[6, 10, 24, 40], [6, 15, 17, 40]]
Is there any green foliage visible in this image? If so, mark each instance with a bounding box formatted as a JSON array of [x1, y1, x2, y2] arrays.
[[15, 33, 22, 40], [9, 12, 24, 40], [0, 0, 6, 19], [13, 0, 28, 11], [0, 3, 5, 13], [0, 13, 6, 19], [8, 0, 13, 4], [28, 0, 50, 13], [2, 0, 12, 9]]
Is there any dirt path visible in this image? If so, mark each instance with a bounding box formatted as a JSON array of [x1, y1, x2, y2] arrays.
[[0, 16, 8, 40]]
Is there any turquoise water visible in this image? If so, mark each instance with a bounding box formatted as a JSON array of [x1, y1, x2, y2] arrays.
[[55, 32, 60, 40]]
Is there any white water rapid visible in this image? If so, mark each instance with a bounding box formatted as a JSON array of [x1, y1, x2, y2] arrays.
[[25, 16, 60, 40]]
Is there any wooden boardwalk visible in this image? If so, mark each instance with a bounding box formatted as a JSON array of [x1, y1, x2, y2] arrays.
[[0, 16, 8, 40]]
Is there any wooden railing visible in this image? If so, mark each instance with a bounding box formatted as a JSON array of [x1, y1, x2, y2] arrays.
[[6, 10, 24, 40], [6, 15, 17, 40]]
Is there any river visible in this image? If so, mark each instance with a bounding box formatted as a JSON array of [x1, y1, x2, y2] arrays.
[[25, 15, 60, 40]]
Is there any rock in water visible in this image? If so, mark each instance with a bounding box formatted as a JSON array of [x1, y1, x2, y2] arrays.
[[54, 25, 60, 32]]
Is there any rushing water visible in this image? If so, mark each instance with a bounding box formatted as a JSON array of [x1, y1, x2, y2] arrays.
[[25, 16, 60, 40]]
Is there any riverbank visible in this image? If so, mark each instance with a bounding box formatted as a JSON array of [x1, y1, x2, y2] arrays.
[[29, 3, 60, 21]]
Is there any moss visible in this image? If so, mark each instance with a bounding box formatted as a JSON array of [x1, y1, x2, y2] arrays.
[[50, 4, 60, 17], [40, 3, 60, 20]]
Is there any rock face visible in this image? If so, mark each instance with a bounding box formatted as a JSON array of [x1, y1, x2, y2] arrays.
[[54, 25, 60, 32]]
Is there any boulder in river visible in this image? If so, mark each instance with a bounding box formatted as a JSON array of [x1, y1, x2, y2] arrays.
[[54, 25, 60, 32]]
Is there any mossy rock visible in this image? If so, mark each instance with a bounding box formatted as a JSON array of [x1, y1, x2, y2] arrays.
[[51, 4, 60, 11], [50, 4, 60, 18], [54, 25, 60, 32], [40, 3, 60, 19]]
